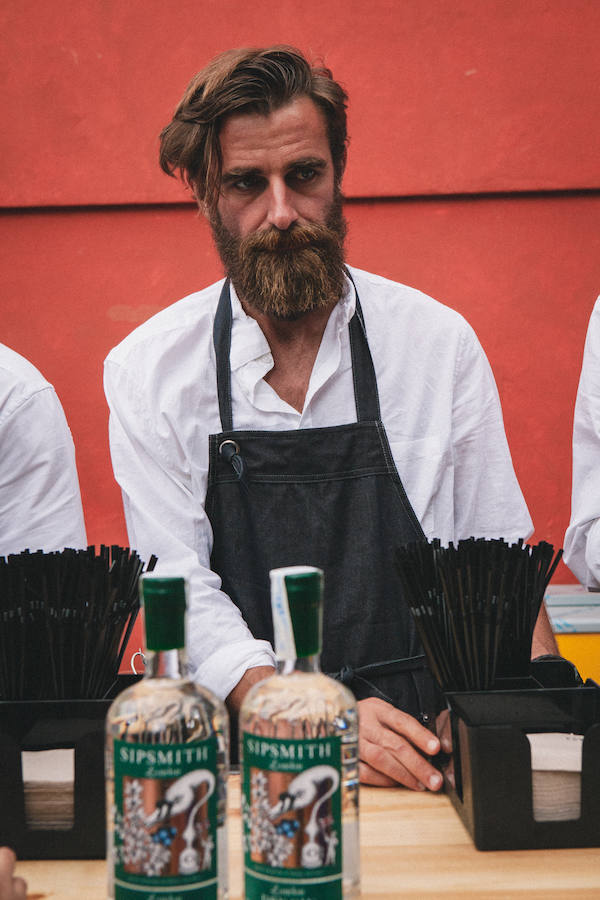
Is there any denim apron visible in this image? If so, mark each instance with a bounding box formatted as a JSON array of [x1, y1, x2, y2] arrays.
[[205, 279, 437, 723]]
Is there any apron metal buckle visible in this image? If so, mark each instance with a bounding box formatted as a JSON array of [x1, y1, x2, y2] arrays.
[[219, 439, 245, 480], [219, 439, 240, 457]]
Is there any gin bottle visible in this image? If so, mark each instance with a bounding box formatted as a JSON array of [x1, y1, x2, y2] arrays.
[[105, 576, 229, 899], [239, 566, 360, 899]]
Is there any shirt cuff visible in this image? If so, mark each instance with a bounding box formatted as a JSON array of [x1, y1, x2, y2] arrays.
[[190, 639, 277, 701]]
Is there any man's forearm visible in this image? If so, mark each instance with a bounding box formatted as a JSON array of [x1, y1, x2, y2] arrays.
[[226, 665, 276, 713], [531, 602, 559, 658]]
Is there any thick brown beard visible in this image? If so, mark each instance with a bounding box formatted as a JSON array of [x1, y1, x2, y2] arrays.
[[210, 192, 348, 321]]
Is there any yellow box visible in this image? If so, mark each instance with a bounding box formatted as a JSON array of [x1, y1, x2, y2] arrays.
[[546, 585, 600, 683], [555, 633, 600, 683]]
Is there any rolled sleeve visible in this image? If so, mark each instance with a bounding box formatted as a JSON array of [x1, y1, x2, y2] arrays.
[[104, 354, 275, 689]]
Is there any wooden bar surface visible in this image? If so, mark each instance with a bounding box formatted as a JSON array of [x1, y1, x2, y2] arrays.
[[15, 776, 600, 898]]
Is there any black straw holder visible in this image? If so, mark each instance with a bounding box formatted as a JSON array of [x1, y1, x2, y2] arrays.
[[439, 680, 600, 851], [0, 675, 141, 859]]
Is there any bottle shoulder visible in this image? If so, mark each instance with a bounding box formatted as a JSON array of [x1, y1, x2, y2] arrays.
[[106, 676, 227, 743], [240, 670, 357, 729], [109, 676, 224, 710]]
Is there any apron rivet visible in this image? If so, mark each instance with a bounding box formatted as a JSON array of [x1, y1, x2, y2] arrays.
[[219, 439, 240, 456]]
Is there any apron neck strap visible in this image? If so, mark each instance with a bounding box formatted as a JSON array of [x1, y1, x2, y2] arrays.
[[213, 280, 235, 432], [346, 270, 381, 422], [212, 274, 381, 432]]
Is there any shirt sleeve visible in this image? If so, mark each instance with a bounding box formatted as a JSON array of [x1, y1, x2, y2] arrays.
[[0, 387, 87, 555], [451, 321, 533, 543], [563, 297, 600, 587], [104, 356, 276, 699]]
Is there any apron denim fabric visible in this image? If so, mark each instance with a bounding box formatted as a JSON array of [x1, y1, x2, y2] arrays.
[[206, 278, 437, 722]]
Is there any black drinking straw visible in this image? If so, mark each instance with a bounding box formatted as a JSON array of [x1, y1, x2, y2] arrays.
[[0, 545, 156, 701], [395, 537, 562, 693]]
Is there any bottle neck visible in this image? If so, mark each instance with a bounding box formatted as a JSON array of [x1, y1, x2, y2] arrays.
[[143, 646, 188, 680], [278, 653, 321, 675]]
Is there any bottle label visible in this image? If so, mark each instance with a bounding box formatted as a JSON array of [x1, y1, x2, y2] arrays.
[[242, 734, 343, 900], [112, 738, 219, 899]]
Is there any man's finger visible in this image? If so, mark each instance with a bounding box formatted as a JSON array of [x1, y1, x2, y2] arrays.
[[369, 699, 441, 755], [11, 876, 27, 900], [0, 847, 16, 889], [357, 698, 444, 790], [358, 760, 401, 787], [359, 736, 430, 791]]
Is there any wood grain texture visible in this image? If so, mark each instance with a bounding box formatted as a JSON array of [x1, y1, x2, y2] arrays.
[[14, 775, 600, 898]]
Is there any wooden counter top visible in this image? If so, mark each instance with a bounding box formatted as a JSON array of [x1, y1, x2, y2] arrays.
[[16, 776, 600, 898]]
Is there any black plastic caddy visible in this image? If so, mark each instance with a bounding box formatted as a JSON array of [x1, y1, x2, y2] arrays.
[[441, 685, 600, 851], [0, 675, 140, 859]]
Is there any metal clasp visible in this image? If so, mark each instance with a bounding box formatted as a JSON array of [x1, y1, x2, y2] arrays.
[[218, 439, 240, 458], [219, 439, 245, 480], [130, 649, 146, 675]]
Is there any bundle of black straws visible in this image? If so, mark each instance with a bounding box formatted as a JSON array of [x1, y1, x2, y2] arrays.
[[0, 545, 156, 701], [395, 537, 562, 692]]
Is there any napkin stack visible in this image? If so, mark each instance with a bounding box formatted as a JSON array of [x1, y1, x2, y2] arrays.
[[21, 749, 74, 830], [526, 732, 583, 822]]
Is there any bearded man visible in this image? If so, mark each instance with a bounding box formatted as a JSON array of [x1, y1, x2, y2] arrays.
[[104, 45, 557, 790]]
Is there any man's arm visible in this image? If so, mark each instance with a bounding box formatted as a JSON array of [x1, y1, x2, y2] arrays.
[[356, 318, 536, 790], [531, 602, 559, 657], [226, 665, 276, 713], [0, 387, 87, 556], [450, 321, 534, 544], [564, 297, 600, 586], [104, 357, 276, 699]]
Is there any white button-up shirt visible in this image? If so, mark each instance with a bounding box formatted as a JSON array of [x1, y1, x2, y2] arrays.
[[0, 343, 87, 556], [564, 296, 600, 586], [104, 267, 532, 698]]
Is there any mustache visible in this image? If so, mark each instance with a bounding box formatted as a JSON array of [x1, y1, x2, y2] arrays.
[[240, 222, 337, 254]]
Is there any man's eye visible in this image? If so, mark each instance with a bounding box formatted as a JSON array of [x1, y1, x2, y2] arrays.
[[233, 175, 261, 192], [293, 168, 316, 183]]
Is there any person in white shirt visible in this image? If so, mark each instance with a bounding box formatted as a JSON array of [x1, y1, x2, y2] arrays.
[[0, 343, 86, 557], [564, 297, 600, 585], [105, 45, 556, 791]]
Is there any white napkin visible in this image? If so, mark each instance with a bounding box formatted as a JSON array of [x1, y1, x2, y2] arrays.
[[526, 733, 583, 822], [21, 749, 74, 830]]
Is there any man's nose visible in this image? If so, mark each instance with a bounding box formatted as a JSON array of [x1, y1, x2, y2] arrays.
[[266, 180, 299, 231]]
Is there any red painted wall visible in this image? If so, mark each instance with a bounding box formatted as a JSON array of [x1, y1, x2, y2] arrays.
[[3, 1, 600, 205], [3, 2, 600, 667]]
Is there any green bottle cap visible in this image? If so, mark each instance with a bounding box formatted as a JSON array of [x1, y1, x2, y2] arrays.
[[141, 576, 186, 652], [270, 566, 323, 659]]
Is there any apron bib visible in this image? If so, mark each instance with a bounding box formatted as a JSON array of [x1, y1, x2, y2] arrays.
[[206, 278, 437, 721]]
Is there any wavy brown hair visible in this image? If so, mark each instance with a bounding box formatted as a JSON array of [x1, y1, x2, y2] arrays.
[[158, 45, 348, 210]]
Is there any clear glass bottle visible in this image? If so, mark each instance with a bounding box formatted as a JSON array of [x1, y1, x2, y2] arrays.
[[239, 566, 360, 900], [105, 575, 229, 899]]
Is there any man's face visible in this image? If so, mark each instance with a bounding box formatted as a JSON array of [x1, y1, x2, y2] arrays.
[[216, 95, 336, 238], [210, 96, 347, 320]]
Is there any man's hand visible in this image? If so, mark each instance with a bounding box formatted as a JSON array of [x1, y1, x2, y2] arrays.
[[0, 848, 26, 900], [357, 697, 443, 791]]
